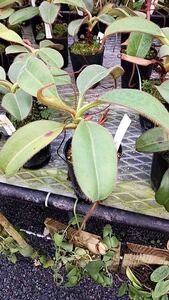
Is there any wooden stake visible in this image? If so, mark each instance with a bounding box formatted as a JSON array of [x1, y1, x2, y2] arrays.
[[0, 213, 28, 248]]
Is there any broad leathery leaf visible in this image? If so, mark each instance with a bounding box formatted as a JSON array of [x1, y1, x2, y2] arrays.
[[17, 56, 58, 98], [50, 67, 71, 85], [39, 2, 60, 24], [162, 28, 169, 40], [105, 16, 164, 39], [39, 40, 55, 48], [77, 65, 115, 98], [38, 47, 64, 69], [53, 0, 86, 10], [97, 14, 115, 25], [72, 120, 117, 202], [0, 23, 24, 45], [153, 280, 169, 298], [2, 89, 32, 121], [68, 17, 88, 36], [155, 168, 169, 211], [8, 60, 25, 83], [0, 7, 14, 19], [159, 45, 169, 58], [150, 266, 169, 282], [82, 0, 93, 12], [136, 127, 169, 153], [121, 53, 156, 66], [5, 45, 29, 55], [9, 7, 39, 25], [0, 0, 16, 8], [98, 89, 169, 133], [0, 120, 64, 176], [127, 32, 152, 58], [0, 66, 6, 80], [156, 80, 169, 104]]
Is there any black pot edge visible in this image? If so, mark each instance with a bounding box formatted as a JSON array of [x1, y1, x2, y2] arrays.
[[1, 182, 169, 233]]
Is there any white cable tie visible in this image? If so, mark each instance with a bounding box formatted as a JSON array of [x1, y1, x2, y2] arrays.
[[45, 192, 51, 207]]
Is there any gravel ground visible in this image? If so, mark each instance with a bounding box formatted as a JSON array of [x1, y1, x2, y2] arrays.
[[1, 200, 169, 300]]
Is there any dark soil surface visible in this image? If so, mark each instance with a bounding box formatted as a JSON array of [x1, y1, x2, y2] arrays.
[[0, 199, 169, 300]]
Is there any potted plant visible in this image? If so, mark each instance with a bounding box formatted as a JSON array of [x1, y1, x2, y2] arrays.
[[57, 0, 115, 78], [0, 45, 169, 225], [0, 24, 71, 168]]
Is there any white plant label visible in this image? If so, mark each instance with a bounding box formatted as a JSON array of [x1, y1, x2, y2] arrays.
[[97, 32, 104, 43], [77, 9, 83, 16], [114, 114, 131, 151], [45, 23, 52, 39], [0, 115, 16, 136], [31, 0, 36, 7]]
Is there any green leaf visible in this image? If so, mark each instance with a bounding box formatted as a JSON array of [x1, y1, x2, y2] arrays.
[[61, 242, 73, 252], [0, 0, 16, 8], [159, 45, 169, 58], [39, 1, 60, 24], [53, 0, 87, 11], [97, 14, 115, 25], [54, 233, 64, 247], [126, 267, 142, 288], [0, 120, 64, 176], [127, 32, 152, 58], [156, 80, 169, 104], [77, 65, 115, 98], [103, 224, 112, 238], [98, 89, 169, 134], [9, 7, 39, 25], [19, 245, 34, 257], [85, 260, 104, 277], [151, 266, 169, 282], [0, 7, 14, 20], [83, 0, 93, 12], [5, 45, 29, 55], [50, 67, 71, 85], [38, 47, 64, 69], [8, 60, 25, 83], [68, 17, 88, 36], [0, 22, 24, 44], [17, 56, 57, 98], [155, 168, 169, 211], [118, 282, 127, 297], [2, 89, 32, 121], [0, 66, 6, 80], [72, 120, 117, 202], [136, 127, 169, 153], [153, 280, 169, 298], [110, 236, 119, 248], [105, 16, 165, 39]]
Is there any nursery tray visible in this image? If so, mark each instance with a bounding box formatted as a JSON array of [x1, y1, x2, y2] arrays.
[[0, 109, 168, 223]]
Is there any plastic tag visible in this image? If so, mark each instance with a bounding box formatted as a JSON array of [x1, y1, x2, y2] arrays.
[[114, 114, 131, 151], [97, 32, 104, 43], [45, 23, 52, 39], [31, 0, 36, 7], [77, 9, 83, 16], [0, 115, 16, 136]]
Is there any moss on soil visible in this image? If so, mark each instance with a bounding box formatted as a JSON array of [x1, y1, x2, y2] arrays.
[[70, 41, 102, 55]]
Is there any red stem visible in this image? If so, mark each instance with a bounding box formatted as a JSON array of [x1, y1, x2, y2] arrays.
[[146, 0, 152, 20]]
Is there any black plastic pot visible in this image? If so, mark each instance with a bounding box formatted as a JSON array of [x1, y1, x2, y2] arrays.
[[150, 12, 169, 27], [121, 59, 154, 89], [70, 47, 104, 80], [64, 138, 122, 202], [151, 151, 169, 191], [23, 144, 51, 169]]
